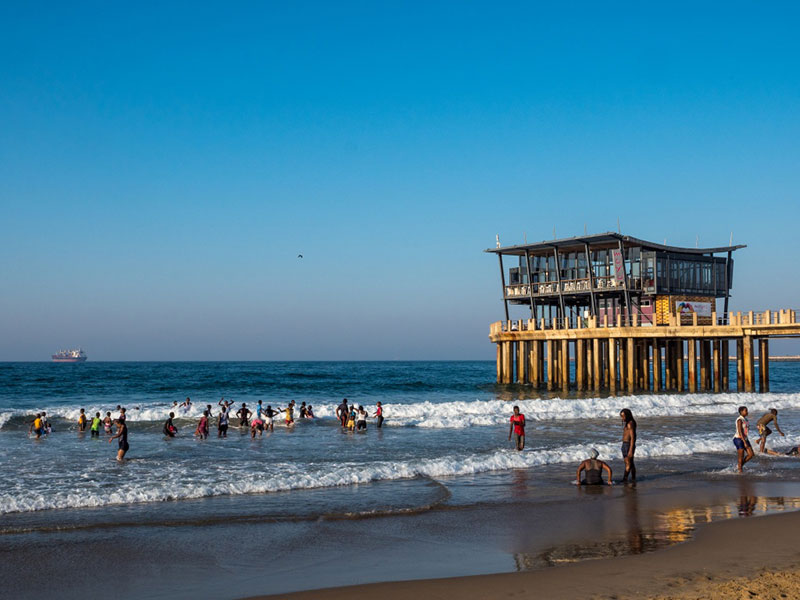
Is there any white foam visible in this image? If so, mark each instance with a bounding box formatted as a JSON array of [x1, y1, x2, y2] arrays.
[[0, 433, 736, 515]]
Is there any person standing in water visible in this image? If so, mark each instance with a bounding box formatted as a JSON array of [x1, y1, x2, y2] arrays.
[[755, 408, 785, 454], [337, 399, 349, 427], [508, 405, 525, 451], [620, 408, 637, 483], [373, 402, 384, 428], [29, 413, 44, 438], [103, 412, 113, 435], [734, 405, 755, 473], [356, 406, 368, 431], [218, 406, 229, 437], [236, 404, 251, 428], [90, 412, 102, 438], [78, 408, 88, 432], [195, 411, 209, 439], [576, 449, 613, 486], [108, 419, 129, 461], [163, 412, 177, 437]]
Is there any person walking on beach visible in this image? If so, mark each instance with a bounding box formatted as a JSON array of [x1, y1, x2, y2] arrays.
[[236, 404, 251, 428], [163, 412, 177, 437], [508, 405, 525, 451], [108, 419, 129, 461], [755, 409, 785, 454], [218, 406, 229, 437], [576, 449, 613, 486], [337, 399, 350, 427], [620, 408, 637, 483], [373, 402, 384, 428], [734, 405, 755, 473], [90, 412, 102, 438]]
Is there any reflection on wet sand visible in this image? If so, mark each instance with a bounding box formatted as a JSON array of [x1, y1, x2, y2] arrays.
[[513, 490, 800, 571]]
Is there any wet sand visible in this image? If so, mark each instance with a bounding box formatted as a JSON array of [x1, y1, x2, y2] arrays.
[[251, 509, 800, 600]]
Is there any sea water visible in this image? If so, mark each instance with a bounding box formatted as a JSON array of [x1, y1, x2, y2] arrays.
[[2, 361, 800, 525]]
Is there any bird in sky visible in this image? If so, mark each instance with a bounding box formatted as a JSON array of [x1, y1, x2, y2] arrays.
[[297, 254, 303, 259]]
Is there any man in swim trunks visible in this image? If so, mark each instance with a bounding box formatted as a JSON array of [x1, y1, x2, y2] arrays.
[[218, 406, 229, 437], [734, 405, 755, 473], [263, 405, 278, 431], [109, 419, 129, 461], [373, 402, 384, 428], [236, 404, 251, 428], [508, 405, 525, 451], [91, 412, 102, 438], [337, 399, 349, 427], [755, 408, 785, 453], [163, 412, 178, 437], [576, 449, 613, 485], [29, 413, 44, 438], [620, 408, 637, 483]]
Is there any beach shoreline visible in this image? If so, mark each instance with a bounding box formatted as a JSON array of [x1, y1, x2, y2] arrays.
[[249, 508, 800, 600]]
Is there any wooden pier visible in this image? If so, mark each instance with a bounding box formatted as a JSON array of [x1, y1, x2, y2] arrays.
[[486, 232, 800, 393], [490, 310, 800, 392]]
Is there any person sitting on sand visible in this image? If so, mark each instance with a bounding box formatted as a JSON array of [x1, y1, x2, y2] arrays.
[[755, 408, 785, 454], [734, 405, 755, 473], [508, 405, 525, 451], [576, 449, 613, 486]]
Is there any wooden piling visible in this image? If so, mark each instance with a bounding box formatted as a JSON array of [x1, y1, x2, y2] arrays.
[[653, 340, 662, 391], [736, 338, 744, 392], [593, 338, 601, 391], [713, 340, 720, 393], [609, 338, 617, 393], [561, 339, 569, 393], [743, 335, 754, 392], [626, 337, 635, 393], [676, 340, 685, 391], [688, 339, 697, 393], [576, 339, 585, 391], [721, 339, 729, 392]]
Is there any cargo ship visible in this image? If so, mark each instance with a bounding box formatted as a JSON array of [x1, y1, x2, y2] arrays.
[[52, 348, 87, 363]]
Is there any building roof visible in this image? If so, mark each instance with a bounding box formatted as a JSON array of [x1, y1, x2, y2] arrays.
[[484, 231, 746, 256]]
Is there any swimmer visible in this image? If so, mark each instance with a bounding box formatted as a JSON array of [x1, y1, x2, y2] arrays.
[[41, 412, 51, 434], [108, 419, 129, 461], [263, 405, 279, 431], [218, 397, 235, 410], [576, 449, 613, 486], [195, 411, 209, 439], [180, 397, 192, 409], [356, 406, 368, 431], [90, 412, 102, 438], [250, 417, 265, 438], [508, 405, 525, 451], [620, 408, 637, 483], [336, 399, 350, 427], [285, 401, 295, 426], [372, 402, 383, 428], [306, 405, 314, 418], [236, 403, 251, 428], [103, 412, 113, 434], [163, 412, 178, 437], [755, 409, 785, 454], [29, 413, 43, 438], [118, 407, 127, 423], [299, 402, 308, 418], [218, 406, 229, 438], [734, 406, 755, 473], [78, 408, 88, 432]]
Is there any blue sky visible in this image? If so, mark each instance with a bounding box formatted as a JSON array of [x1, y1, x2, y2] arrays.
[[1, 2, 799, 360]]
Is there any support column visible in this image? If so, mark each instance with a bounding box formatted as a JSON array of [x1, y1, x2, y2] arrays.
[[721, 339, 730, 392], [704, 341, 712, 391], [609, 338, 617, 393], [538, 341, 545, 387], [676, 340, 685, 392], [736, 338, 744, 392], [496, 344, 502, 384], [699, 341, 707, 391], [626, 337, 635, 393], [743, 335, 755, 393], [516, 341, 526, 383], [653, 340, 662, 391], [593, 338, 601, 391], [561, 339, 569, 393], [642, 340, 650, 391], [576, 339, 585, 391], [688, 339, 697, 393], [759, 338, 770, 393], [713, 340, 721, 393], [547, 340, 555, 391], [531, 341, 540, 387], [603, 340, 610, 389], [664, 341, 673, 390]]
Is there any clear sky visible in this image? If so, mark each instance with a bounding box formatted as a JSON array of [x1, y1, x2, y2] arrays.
[[1, 2, 799, 360]]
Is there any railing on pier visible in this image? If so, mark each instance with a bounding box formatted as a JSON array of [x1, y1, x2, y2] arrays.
[[490, 308, 798, 335]]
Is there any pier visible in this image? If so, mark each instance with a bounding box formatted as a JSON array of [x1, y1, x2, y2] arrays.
[[487, 232, 800, 392]]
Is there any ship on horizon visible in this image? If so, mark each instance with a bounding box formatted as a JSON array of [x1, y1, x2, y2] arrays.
[[52, 348, 87, 363]]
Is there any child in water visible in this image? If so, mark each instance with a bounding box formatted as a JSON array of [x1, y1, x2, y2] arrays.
[[90, 412, 102, 438]]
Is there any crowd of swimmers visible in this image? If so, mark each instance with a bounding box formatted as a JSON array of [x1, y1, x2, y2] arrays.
[[507, 403, 797, 486]]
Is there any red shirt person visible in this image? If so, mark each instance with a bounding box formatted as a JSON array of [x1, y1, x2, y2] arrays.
[[508, 405, 526, 451]]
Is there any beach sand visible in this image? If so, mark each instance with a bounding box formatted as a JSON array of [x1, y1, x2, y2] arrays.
[[251, 510, 800, 600]]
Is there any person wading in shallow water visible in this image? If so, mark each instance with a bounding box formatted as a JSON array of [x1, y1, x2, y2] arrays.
[[734, 405, 755, 473], [108, 419, 129, 461], [620, 408, 637, 483], [576, 448, 613, 486], [508, 405, 525, 451]]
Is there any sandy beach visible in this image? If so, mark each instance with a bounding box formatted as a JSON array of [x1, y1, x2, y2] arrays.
[[253, 509, 800, 600]]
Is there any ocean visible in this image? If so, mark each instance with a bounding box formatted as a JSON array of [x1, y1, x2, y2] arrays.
[[2, 360, 800, 598]]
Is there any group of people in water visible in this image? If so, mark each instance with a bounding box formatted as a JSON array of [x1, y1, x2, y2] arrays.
[[508, 403, 797, 486]]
